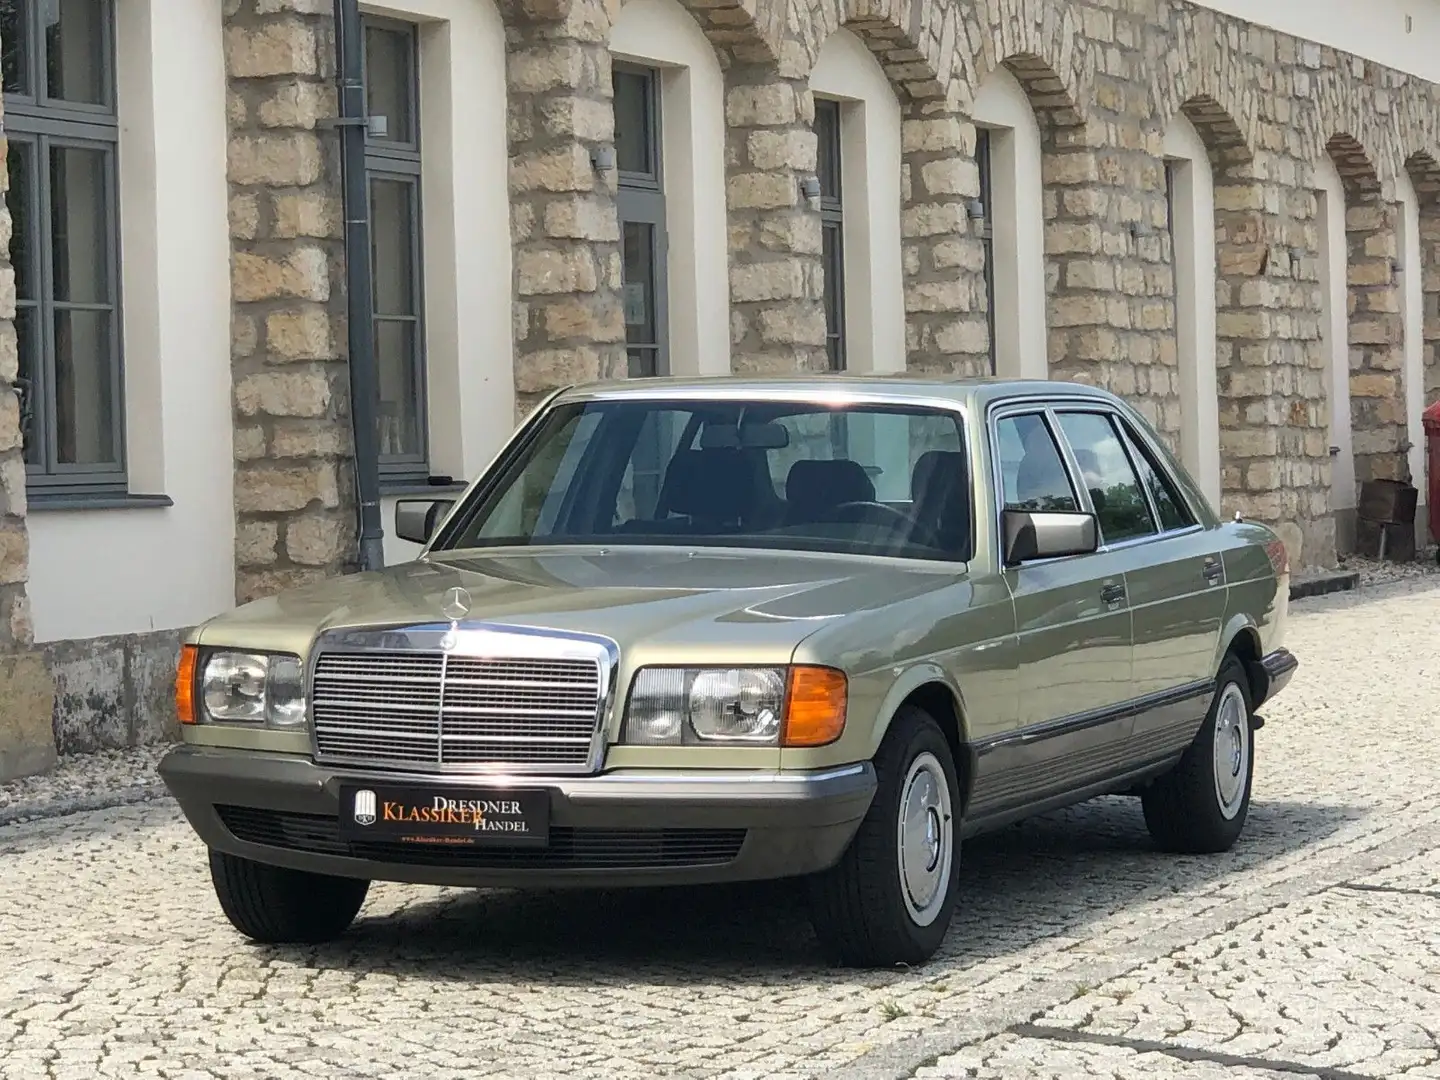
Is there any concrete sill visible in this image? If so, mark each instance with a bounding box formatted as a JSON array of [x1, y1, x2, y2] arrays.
[[28, 493, 175, 512]]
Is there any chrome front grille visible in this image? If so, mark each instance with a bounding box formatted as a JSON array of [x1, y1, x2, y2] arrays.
[[310, 646, 606, 773]]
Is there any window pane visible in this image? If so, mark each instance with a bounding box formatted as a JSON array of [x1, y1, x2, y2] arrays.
[[45, 0, 107, 106], [15, 305, 39, 466], [613, 69, 654, 177], [53, 308, 117, 466], [1, 0, 29, 95], [815, 99, 841, 201], [7, 140, 36, 300], [975, 128, 991, 209], [622, 220, 658, 375], [49, 145, 111, 304], [1055, 412, 1157, 542], [374, 318, 422, 459], [996, 413, 1078, 512], [364, 24, 413, 144], [449, 400, 968, 561], [616, 409, 688, 523], [1121, 425, 1193, 532], [822, 220, 844, 371], [370, 177, 416, 317]]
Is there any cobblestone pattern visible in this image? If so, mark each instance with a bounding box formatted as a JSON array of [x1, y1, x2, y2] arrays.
[[3, 578, 1440, 1078], [503, 0, 627, 418], [223, 0, 356, 604], [0, 86, 31, 645]]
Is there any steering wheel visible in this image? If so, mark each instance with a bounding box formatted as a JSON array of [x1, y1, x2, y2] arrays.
[[818, 500, 943, 549]]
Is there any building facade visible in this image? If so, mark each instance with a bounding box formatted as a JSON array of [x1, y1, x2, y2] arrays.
[[1, 0, 1439, 763]]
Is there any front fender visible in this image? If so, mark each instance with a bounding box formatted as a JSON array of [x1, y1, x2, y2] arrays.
[[865, 662, 969, 758]]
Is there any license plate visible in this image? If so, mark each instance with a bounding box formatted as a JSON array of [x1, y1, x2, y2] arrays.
[[338, 785, 550, 847]]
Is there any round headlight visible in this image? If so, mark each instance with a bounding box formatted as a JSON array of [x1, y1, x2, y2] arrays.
[[203, 653, 268, 722]]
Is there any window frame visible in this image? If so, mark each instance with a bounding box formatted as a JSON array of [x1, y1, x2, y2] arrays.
[[815, 96, 846, 373], [432, 395, 975, 563], [976, 126, 997, 376], [4, 0, 128, 497], [987, 394, 1208, 572], [361, 14, 431, 485], [613, 62, 669, 380], [1052, 407, 1160, 546]]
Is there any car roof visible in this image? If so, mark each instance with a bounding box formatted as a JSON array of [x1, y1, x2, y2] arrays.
[[556, 373, 1119, 411]]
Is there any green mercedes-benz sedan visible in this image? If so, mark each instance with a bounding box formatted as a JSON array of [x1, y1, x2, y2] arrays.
[[160, 376, 1297, 967]]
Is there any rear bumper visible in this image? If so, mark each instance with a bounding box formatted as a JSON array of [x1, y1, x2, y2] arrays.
[[1256, 648, 1298, 707], [159, 745, 876, 889]]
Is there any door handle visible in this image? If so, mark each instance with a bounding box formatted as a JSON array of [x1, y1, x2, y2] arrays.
[[1100, 583, 1126, 604], [1202, 558, 1224, 585]]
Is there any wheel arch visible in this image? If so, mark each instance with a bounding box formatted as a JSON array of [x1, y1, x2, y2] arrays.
[[872, 665, 975, 815], [1216, 616, 1268, 706]]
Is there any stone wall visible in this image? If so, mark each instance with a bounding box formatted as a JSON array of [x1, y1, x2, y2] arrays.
[[221, 0, 1440, 580], [224, 0, 356, 604], [0, 64, 56, 781], [43, 631, 186, 756]]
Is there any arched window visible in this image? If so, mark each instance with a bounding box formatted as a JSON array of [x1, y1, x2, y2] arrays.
[[810, 29, 904, 373], [970, 66, 1045, 379]]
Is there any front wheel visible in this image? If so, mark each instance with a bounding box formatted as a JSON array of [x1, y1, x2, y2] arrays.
[[209, 849, 369, 944], [1141, 655, 1255, 853], [807, 706, 961, 967]]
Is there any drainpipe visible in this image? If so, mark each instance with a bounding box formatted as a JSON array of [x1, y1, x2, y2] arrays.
[[333, 0, 386, 573]]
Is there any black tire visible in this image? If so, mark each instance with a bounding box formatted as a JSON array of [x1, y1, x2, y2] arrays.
[[209, 849, 369, 945], [808, 705, 962, 968], [1142, 654, 1255, 854]]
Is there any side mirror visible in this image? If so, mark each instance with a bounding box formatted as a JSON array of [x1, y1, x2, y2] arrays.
[[1002, 509, 1098, 566], [395, 499, 455, 546]]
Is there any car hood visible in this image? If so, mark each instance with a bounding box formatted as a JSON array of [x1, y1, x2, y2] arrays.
[[200, 547, 967, 664]]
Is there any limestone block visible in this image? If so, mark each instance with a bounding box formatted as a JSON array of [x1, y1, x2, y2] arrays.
[[0, 651, 55, 782]]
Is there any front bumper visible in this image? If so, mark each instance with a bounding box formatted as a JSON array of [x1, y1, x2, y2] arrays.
[[159, 745, 876, 889]]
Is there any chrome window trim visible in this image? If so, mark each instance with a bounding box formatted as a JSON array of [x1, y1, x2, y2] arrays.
[[305, 621, 620, 776], [430, 390, 979, 566], [986, 401, 1087, 570], [984, 392, 1208, 570]]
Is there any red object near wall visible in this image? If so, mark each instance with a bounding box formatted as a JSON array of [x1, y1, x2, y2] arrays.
[[1423, 401, 1440, 562]]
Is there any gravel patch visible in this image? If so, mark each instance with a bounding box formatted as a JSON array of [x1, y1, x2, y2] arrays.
[[1337, 545, 1440, 588], [0, 744, 169, 827]]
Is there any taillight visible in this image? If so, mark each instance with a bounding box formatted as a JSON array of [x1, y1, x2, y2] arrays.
[[1264, 539, 1289, 577]]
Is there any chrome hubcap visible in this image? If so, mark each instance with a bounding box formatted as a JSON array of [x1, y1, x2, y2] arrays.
[[1212, 683, 1250, 820], [896, 752, 954, 927]]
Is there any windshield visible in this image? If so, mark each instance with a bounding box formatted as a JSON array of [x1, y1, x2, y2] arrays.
[[437, 398, 973, 561]]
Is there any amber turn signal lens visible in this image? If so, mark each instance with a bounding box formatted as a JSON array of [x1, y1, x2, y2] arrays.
[[782, 666, 847, 747], [176, 645, 198, 725]]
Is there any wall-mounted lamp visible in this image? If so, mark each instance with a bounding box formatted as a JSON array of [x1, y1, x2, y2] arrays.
[[590, 145, 616, 171], [964, 198, 985, 220], [366, 114, 389, 139], [799, 175, 822, 200], [1128, 221, 1154, 238], [1390, 257, 1404, 274]]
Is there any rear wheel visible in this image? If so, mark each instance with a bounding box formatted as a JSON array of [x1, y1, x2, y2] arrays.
[[808, 706, 961, 967], [209, 849, 369, 944], [1142, 655, 1255, 853]]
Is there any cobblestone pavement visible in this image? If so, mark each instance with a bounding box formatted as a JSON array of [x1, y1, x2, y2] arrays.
[[3, 573, 1439, 1079]]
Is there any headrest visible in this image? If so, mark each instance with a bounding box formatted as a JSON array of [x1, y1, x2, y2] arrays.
[[657, 448, 756, 522], [785, 459, 875, 518], [911, 450, 966, 499]]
